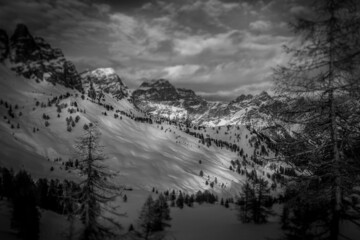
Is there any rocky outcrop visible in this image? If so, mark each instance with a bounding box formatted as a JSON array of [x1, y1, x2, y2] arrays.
[[9, 24, 39, 63], [132, 79, 279, 132], [132, 79, 209, 119], [81, 68, 129, 100], [1, 24, 82, 91], [134, 79, 179, 102]]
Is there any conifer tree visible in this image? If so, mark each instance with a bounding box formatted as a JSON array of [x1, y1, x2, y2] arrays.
[[11, 170, 40, 240], [238, 178, 272, 224], [238, 181, 254, 223], [152, 193, 171, 231], [72, 123, 123, 240], [272, 0, 360, 239], [176, 192, 184, 209], [137, 194, 171, 240], [1, 167, 14, 199], [138, 196, 155, 240]]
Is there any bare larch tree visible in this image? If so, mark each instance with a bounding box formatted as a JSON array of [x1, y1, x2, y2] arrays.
[[73, 122, 123, 240], [272, 0, 360, 239]]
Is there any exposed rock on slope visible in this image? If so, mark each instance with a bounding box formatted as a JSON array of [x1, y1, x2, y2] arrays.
[[132, 79, 276, 131], [81, 68, 129, 100], [132, 79, 208, 119], [0, 24, 82, 91]]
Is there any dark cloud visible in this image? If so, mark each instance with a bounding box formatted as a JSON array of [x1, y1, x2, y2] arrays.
[[0, 0, 309, 101], [93, 0, 154, 11]]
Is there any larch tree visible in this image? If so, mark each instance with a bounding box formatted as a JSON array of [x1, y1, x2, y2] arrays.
[[11, 170, 40, 240], [138, 195, 155, 240], [272, 0, 360, 239], [72, 122, 123, 240], [238, 181, 254, 223], [238, 178, 273, 224], [152, 193, 171, 231], [136, 194, 172, 240]]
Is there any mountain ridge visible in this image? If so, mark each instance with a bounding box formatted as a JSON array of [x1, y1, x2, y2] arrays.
[[132, 78, 277, 134], [0, 23, 82, 91], [0, 24, 289, 196]]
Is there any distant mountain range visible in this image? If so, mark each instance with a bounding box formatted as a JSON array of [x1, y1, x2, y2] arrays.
[[0, 24, 283, 133], [0, 24, 293, 194]]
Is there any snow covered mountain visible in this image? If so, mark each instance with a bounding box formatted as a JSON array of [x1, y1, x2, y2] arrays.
[[0, 25, 290, 197], [0, 24, 82, 91], [132, 79, 278, 132], [0, 63, 286, 194], [132, 79, 209, 120], [81, 67, 129, 100]]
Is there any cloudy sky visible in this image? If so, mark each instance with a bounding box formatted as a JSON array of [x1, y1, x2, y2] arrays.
[[0, 0, 310, 101]]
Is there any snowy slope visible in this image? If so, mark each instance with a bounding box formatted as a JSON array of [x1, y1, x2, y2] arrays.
[[132, 79, 284, 135], [0, 65, 281, 196]]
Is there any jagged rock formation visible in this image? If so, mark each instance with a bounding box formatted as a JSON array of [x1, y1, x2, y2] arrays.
[[132, 79, 275, 129], [81, 68, 129, 100], [132, 79, 209, 119], [0, 24, 82, 91]]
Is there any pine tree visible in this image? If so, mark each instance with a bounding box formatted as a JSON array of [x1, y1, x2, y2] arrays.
[[272, 0, 360, 239], [282, 188, 330, 240], [224, 199, 229, 208], [152, 193, 171, 231], [128, 224, 134, 232], [72, 123, 123, 240], [137, 196, 156, 240], [176, 192, 184, 209], [238, 178, 272, 224], [1, 167, 14, 199], [137, 194, 171, 239], [238, 181, 254, 223], [11, 170, 40, 240], [36, 178, 49, 210], [252, 178, 273, 224]]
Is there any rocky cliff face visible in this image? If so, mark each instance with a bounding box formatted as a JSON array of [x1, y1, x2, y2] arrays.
[[132, 79, 272, 128], [81, 68, 129, 100], [0, 24, 82, 91], [132, 79, 209, 120]]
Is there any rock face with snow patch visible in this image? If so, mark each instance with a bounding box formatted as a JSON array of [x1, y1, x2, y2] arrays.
[[0, 24, 82, 91], [81, 68, 129, 100], [132, 80, 290, 141], [132, 79, 208, 119], [132, 79, 273, 128], [200, 91, 273, 126]]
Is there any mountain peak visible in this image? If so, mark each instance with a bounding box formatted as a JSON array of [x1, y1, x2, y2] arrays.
[[256, 91, 271, 101], [233, 94, 253, 103], [11, 24, 32, 43], [81, 67, 128, 100], [9, 23, 38, 63], [259, 91, 269, 96], [82, 67, 125, 86], [92, 67, 116, 76], [140, 79, 173, 89]]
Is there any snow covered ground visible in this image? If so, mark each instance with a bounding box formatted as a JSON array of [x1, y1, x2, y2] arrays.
[[1, 65, 358, 240], [0, 64, 280, 196]]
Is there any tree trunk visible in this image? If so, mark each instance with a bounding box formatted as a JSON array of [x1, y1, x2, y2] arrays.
[[328, 2, 341, 238]]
